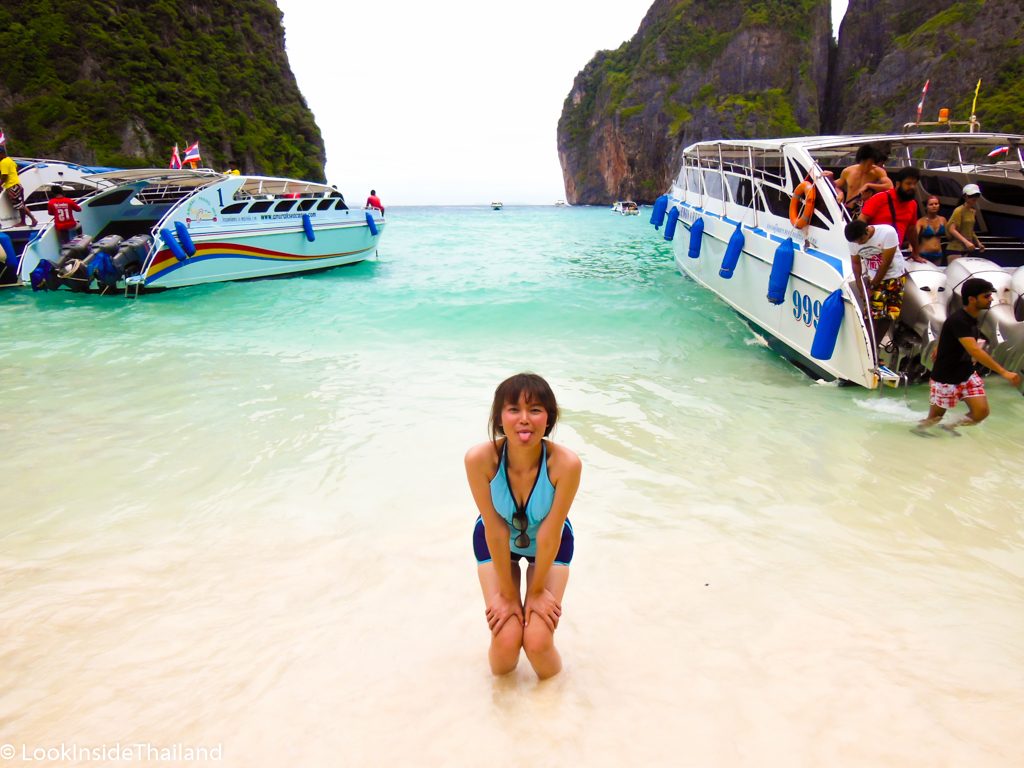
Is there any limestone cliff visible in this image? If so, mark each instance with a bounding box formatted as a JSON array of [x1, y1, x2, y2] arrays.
[[558, 0, 1024, 204], [557, 0, 832, 204], [0, 0, 325, 180], [827, 0, 1024, 134]]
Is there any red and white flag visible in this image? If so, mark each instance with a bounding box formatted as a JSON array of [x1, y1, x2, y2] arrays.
[[0, 128, 6, 145], [182, 141, 201, 165], [169, 144, 182, 169], [916, 79, 930, 123], [987, 146, 1009, 158]]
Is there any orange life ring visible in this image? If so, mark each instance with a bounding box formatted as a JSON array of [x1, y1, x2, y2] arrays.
[[789, 180, 817, 229]]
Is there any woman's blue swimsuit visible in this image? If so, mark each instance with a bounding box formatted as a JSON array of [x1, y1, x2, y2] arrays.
[[920, 221, 947, 262], [473, 441, 574, 565]]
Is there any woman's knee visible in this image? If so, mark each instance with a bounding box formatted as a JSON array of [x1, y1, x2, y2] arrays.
[[522, 620, 554, 657], [492, 619, 524, 655]]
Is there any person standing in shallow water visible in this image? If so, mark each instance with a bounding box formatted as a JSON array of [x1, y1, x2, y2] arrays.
[[916, 278, 1021, 433], [465, 373, 581, 679]]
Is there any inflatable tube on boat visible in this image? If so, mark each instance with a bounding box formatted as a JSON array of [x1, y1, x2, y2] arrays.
[[173, 221, 196, 256], [663, 207, 679, 241], [718, 224, 745, 279], [159, 228, 188, 262], [302, 213, 316, 242], [687, 217, 704, 259], [810, 289, 844, 360], [30, 260, 56, 292], [650, 195, 668, 230], [0, 232, 14, 265], [766, 238, 795, 304], [365, 211, 378, 236]]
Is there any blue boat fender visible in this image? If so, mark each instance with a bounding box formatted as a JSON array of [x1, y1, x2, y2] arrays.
[[365, 211, 379, 236], [810, 289, 845, 361], [766, 238, 795, 304], [0, 231, 16, 264], [302, 213, 316, 242], [718, 224, 745, 279], [687, 217, 704, 259], [663, 207, 679, 241], [173, 220, 196, 256], [650, 194, 668, 229], [159, 228, 188, 262]]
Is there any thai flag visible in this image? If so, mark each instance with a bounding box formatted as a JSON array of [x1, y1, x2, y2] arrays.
[[182, 141, 201, 165], [916, 79, 929, 123], [987, 146, 1009, 158], [169, 144, 182, 169]]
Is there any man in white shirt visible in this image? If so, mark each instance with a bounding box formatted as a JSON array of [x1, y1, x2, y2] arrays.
[[845, 219, 905, 342]]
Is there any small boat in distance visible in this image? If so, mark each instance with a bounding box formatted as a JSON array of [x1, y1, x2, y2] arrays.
[[612, 200, 639, 215], [18, 168, 384, 295], [554, 199, 567, 207], [491, 201, 503, 210]]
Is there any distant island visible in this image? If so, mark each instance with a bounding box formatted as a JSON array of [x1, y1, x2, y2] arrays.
[[557, 0, 1024, 205]]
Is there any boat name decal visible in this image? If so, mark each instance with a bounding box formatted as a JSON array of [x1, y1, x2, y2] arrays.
[[185, 198, 216, 223], [678, 206, 699, 224], [792, 290, 822, 327]]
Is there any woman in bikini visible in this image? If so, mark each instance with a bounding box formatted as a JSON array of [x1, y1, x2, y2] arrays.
[[465, 373, 581, 680], [916, 195, 948, 264]]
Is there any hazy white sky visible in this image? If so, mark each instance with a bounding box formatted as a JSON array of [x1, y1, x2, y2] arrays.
[[279, 1, 851, 205]]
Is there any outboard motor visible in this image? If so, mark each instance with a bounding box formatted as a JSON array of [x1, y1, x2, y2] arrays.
[[57, 234, 93, 271], [1012, 265, 1024, 322], [57, 234, 95, 291], [112, 234, 151, 278], [899, 261, 948, 369], [92, 235, 124, 256], [83, 235, 125, 294], [947, 257, 1024, 380]]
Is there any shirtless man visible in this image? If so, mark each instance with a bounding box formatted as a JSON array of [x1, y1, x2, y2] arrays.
[[833, 145, 893, 216]]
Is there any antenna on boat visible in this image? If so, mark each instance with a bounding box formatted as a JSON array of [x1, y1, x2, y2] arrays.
[[969, 78, 982, 134]]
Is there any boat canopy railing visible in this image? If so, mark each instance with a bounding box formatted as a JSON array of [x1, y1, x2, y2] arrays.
[[135, 181, 221, 206], [232, 176, 342, 201], [676, 143, 841, 232]]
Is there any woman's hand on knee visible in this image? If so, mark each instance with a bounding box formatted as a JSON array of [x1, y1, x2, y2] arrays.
[[485, 593, 523, 636], [524, 589, 561, 631]]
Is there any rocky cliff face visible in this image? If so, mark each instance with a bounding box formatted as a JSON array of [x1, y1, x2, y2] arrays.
[[0, 0, 325, 180], [827, 0, 1024, 134], [559, 0, 1024, 204]]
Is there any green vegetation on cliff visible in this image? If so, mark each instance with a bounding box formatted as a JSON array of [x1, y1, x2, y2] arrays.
[[0, 0, 324, 180]]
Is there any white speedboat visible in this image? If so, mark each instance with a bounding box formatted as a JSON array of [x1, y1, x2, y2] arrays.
[[554, 199, 567, 207], [491, 201, 503, 210], [0, 157, 113, 254], [18, 168, 384, 294], [612, 200, 639, 215], [651, 133, 1024, 389]]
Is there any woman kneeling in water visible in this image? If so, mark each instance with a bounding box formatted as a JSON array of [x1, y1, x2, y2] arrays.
[[465, 373, 581, 679]]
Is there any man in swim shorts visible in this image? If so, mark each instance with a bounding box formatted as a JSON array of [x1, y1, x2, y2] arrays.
[[0, 145, 38, 228], [845, 219, 905, 343], [916, 278, 1021, 432]]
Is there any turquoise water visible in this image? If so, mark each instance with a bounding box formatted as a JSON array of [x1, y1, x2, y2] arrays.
[[1, 206, 1022, 765]]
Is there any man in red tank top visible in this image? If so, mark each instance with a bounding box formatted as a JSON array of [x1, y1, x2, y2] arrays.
[[365, 189, 384, 214], [47, 187, 82, 244]]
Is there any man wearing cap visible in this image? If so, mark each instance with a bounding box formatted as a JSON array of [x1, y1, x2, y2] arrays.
[[0, 145, 39, 229], [946, 183, 985, 262], [916, 277, 1021, 432]]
